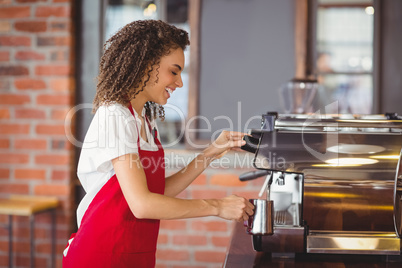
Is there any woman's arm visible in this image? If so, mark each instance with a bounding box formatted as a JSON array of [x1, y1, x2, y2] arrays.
[[112, 152, 253, 221], [164, 131, 246, 197], [163, 152, 212, 197]]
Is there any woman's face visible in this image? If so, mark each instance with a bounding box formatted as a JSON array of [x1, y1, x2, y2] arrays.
[[142, 47, 185, 105]]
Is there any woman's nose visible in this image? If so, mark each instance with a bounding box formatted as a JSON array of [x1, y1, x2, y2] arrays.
[[176, 75, 183, 88]]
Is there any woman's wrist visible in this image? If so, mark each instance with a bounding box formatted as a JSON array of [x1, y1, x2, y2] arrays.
[[198, 148, 215, 166], [203, 199, 220, 217]]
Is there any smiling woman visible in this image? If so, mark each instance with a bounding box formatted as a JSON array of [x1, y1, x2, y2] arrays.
[[62, 19, 253, 268]]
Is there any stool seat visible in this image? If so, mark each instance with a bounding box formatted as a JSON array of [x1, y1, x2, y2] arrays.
[[0, 195, 59, 268], [0, 195, 58, 216]]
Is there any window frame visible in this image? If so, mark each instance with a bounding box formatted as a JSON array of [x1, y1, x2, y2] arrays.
[[300, 0, 380, 114]]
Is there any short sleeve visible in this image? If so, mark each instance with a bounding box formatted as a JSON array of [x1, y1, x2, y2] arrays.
[[77, 104, 139, 175]]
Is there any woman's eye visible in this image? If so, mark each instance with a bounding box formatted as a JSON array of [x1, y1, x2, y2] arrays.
[[171, 71, 177, 75]]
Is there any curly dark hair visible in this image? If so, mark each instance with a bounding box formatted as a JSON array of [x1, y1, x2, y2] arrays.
[[92, 20, 190, 120]]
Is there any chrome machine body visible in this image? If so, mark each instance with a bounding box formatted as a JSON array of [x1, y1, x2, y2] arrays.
[[241, 112, 402, 256]]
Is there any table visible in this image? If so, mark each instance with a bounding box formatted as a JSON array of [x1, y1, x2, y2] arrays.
[[223, 222, 402, 268], [0, 195, 58, 268]]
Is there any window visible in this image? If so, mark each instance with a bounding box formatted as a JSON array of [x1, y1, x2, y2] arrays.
[[313, 0, 375, 114], [104, 0, 190, 148]]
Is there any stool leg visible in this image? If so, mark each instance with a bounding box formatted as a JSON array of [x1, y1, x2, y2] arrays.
[[8, 215, 13, 268], [30, 215, 34, 268], [51, 209, 56, 268]]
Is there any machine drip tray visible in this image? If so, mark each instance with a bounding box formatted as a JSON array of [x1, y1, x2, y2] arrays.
[[307, 231, 401, 255]]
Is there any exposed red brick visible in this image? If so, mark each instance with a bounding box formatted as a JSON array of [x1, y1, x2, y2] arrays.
[[0, 94, 30, 105], [12, 241, 32, 254], [156, 249, 189, 261], [51, 139, 70, 150], [160, 220, 187, 230], [50, 77, 70, 91], [36, 124, 65, 135], [210, 173, 246, 187], [157, 234, 168, 245], [0, 80, 9, 90], [36, 94, 71, 105], [15, 21, 47, 32], [0, 139, 10, 149], [50, 50, 68, 61], [33, 226, 54, 239], [12, 226, 33, 239], [36, 242, 55, 254], [231, 190, 260, 200], [34, 184, 69, 196], [51, 169, 69, 181], [15, 108, 46, 119], [0, 0, 12, 4], [16, 0, 47, 2], [35, 154, 69, 165], [14, 78, 46, 90], [35, 65, 71, 75], [173, 235, 207, 246], [37, 36, 71, 46], [0, 51, 9, 61], [0, 183, 29, 194], [0, 66, 29, 76], [211, 236, 231, 247], [35, 242, 70, 258], [0, 168, 9, 179], [191, 189, 227, 199], [0, 214, 8, 222], [15, 50, 46, 61], [50, 21, 70, 32], [0, 20, 11, 32], [192, 173, 207, 185], [0, 36, 31, 46], [194, 250, 226, 263], [15, 138, 47, 149], [15, 169, 46, 180], [0, 123, 30, 134], [0, 109, 10, 119], [0, 153, 29, 164], [175, 189, 190, 199], [191, 220, 228, 232], [35, 6, 70, 17], [0, 7, 30, 19], [51, 108, 69, 120]]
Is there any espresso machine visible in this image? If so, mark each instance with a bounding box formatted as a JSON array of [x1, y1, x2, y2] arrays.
[[241, 112, 402, 256]]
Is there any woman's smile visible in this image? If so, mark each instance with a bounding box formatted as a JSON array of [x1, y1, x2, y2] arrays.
[[165, 87, 174, 98]]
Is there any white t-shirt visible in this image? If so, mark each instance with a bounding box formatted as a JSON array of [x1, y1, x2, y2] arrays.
[[76, 103, 160, 227]]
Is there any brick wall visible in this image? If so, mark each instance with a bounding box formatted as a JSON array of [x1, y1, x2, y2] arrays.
[[0, 0, 75, 267]]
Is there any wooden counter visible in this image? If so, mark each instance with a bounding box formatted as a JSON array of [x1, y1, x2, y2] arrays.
[[223, 222, 402, 268]]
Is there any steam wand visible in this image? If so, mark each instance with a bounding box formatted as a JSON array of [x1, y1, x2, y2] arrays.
[[258, 171, 273, 199]]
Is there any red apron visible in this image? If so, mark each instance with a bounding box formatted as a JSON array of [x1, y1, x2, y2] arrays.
[[63, 105, 165, 268]]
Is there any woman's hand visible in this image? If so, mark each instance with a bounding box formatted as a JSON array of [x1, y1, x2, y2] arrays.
[[214, 195, 254, 222], [203, 131, 248, 161]]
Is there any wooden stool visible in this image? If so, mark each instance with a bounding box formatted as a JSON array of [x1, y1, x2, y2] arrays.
[[0, 195, 59, 268]]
